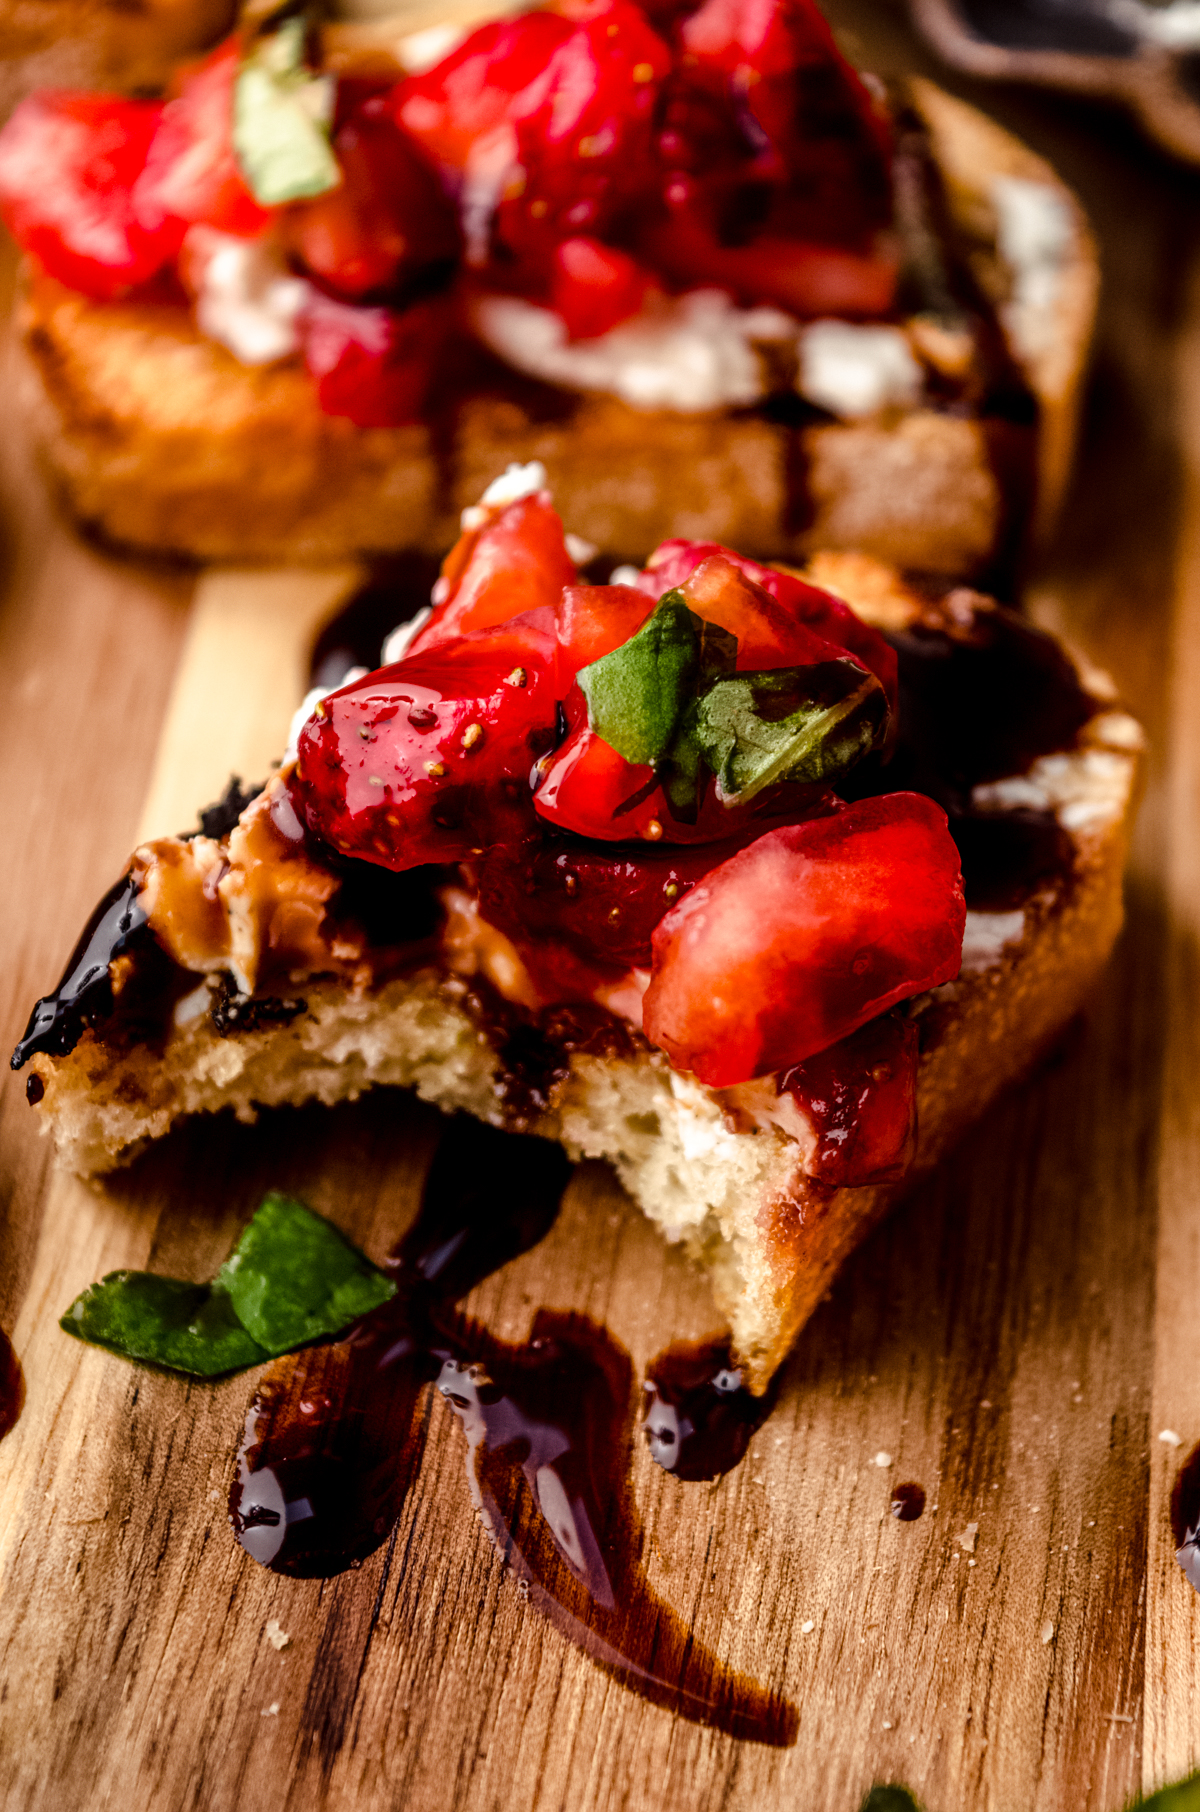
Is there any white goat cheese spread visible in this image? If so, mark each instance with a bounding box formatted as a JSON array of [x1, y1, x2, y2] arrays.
[[992, 176, 1074, 365], [472, 288, 796, 412], [796, 319, 923, 420], [192, 232, 312, 366]]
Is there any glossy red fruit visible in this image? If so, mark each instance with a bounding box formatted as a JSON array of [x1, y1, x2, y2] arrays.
[[550, 237, 651, 339], [640, 212, 897, 318], [554, 582, 653, 687], [779, 1012, 918, 1187], [643, 794, 964, 1085], [284, 85, 459, 301], [393, 10, 575, 175], [495, 1, 672, 261], [302, 290, 448, 427], [642, 541, 897, 713], [0, 92, 175, 299], [478, 833, 762, 969], [132, 37, 272, 241], [289, 612, 559, 871], [410, 493, 579, 655]]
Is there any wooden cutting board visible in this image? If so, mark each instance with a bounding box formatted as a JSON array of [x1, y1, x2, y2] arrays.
[[4, 14, 1200, 1805]]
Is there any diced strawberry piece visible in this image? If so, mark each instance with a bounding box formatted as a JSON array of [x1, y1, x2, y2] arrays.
[[671, 555, 857, 672], [0, 92, 176, 299], [779, 1012, 918, 1187], [132, 37, 272, 241], [283, 84, 459, 301], [642, 541, 898, 713], [643, 794, 964, 1084], [393, 11, 575, 175], [302, 290, 448, 427], [410, 493, 579, 655], [289, 612, 559, 871], [555, 583, 654, 687], [495, 2, 671, 262], [477, 830, 769, 969], [641, 211, 897, 317], [550, 237, 650, 340]]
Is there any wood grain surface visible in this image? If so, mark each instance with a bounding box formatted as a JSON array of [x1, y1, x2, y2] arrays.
[[3, 9, 1200, 1805]]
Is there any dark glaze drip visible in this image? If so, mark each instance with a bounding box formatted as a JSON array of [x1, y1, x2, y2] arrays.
[[889, 1481, 926, 1521], [1170, 1441, 1200, 1594], [842, 607, 1093, 909], [229, 1119, 796, 1745], [309, 555, 445, 692], [11, 873, 151, 1069], [452, 978, 643, 1129], [642, 1336, 774, 1481], [0, 1331, 23, 1443]]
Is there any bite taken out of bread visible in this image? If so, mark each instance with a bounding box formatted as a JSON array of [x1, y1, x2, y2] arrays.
[[3, 0, 1096, 580], [12, 498, 1141, 1393]]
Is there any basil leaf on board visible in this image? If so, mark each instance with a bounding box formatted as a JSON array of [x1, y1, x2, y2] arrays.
[[60, 1193, 395, 1377], [577, 591, 702, 767], [217, 1191, 396, 1356], [61, 1273, 267, 1377], [233, 16, 339, 207], [696, 661, 888, 803]]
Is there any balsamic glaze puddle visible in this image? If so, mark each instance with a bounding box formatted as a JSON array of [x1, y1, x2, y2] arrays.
[[889, 1481, 926, 1522], [0, 1331, 24, 1442], [229, 1118, 796, 1745], [643, 1336, 774, 1481], [309, 556, 444, 692], [11, 873, 156, 1069], [1171, 1441, 1200, 1593]]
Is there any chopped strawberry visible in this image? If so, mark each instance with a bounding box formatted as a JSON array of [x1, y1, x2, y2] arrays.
[[550, 237, 651, 339], [289, 612, 559, 870], [302, 290, 448, 427], [494, 1, 672, 262], [393, 11, 575, 176], [642, 541, 898, 713], [642, 794, 964, 1084], [640, 211, 897, 318], [410, 493, 579, 655], [477, 829, 770, 969], [132, 37, 272, 242], [780, 1012, 918, 1186], [283, 84, 459, 302], [0, 92, 176, 299]]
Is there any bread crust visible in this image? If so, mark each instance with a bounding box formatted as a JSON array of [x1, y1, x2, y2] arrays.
[[19, 79, 1096, 573]]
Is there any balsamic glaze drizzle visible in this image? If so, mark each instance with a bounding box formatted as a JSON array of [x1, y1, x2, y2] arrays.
[[11, 873, 149, 1069], [229, 1119, 797, 1745], [889, 1482, 927, 1522], [0, 1331, 23, 1443], [1171, 1441, 1200, 1594]]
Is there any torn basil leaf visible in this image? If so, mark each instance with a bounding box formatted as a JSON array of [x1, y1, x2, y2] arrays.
[[695, 661, 888, 803], [61, 1274, 266, 1377], [577, 591, 702, 768], [218, 1191, 395, 1355], [60, 1193, 395, 1378], [233, 16, 339, 208]]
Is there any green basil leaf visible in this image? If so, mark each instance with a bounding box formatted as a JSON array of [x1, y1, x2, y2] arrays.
[[60, 1273, 267, 1377], [60, 1193, 395, 1377], [217, 1191, 395, 1356], [577, 591, 702, 768], [233, 17, 339, 207], [695, 661, 888, 803]]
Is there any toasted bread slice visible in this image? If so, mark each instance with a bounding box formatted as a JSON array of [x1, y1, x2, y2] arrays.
[[15, 559, 1140, 1391], [19, 78, 1095, 574]]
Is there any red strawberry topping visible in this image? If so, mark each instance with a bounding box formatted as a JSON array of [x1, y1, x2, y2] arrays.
[[642, 794, 964, 1084], [0, 92, 177, 300], [780, 1012, 918, 1186], [289, 612, 560, 870]]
